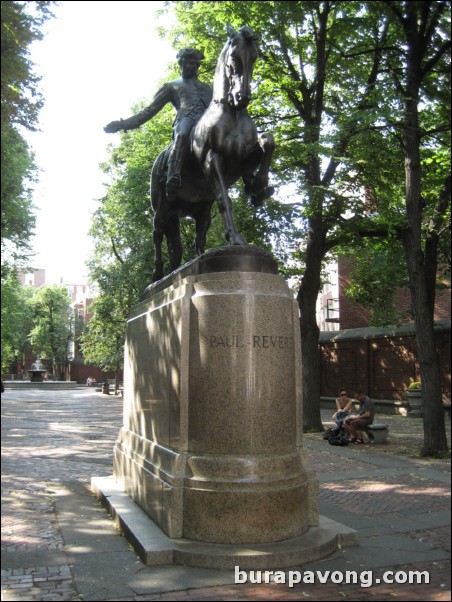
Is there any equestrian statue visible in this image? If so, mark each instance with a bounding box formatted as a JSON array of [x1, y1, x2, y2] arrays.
[[105, 24, 275, 282]]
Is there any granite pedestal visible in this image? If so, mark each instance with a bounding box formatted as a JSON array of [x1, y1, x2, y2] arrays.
[[112, 247, 322, 552]]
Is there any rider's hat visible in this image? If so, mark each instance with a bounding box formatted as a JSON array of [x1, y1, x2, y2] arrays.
[[176, 48, 204, 63]]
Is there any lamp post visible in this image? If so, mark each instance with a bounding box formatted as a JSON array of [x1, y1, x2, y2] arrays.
[[66, 308, 75, 381], [66, 352, 74, 382]]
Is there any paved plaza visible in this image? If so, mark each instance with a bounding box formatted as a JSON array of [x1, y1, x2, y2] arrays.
[[1, 387, 450, 601]]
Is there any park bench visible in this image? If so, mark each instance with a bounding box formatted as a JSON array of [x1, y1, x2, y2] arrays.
[[364, 423, 389, 444], [94, 381, 110, 394], [95, 380, 123, 396]]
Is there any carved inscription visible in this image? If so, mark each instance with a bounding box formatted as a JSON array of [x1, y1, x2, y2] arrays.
[[207, 334, 293, 350], [253, 335, 293, 349], [208, 335, 244, 348]]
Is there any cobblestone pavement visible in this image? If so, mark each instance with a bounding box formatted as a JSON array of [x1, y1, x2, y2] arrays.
[[1, 388, 450, 601]]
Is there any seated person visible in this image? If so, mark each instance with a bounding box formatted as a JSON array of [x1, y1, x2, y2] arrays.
[[332, 389, 353, 425], [343, 389, 375, 444]]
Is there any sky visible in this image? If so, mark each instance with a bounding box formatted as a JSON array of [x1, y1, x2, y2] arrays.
[[25, 1, 175, 284]]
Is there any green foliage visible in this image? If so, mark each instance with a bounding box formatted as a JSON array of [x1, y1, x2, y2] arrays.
[[1, 0, 53, 129], [0, 267, 34, 371], [81, 292, 125, 372], [28, 285, 72, 376], [409, 382, 421, 390], [2, 274, 83, 378], [1, 123, 37, 263], [1, 1, 55, 264], [165, 0, 450, 276], [344, 237, 410, 326], [85, 104, 169, 371]]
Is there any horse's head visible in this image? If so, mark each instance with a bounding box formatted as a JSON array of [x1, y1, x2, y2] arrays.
[[216, 24, 259, 110]]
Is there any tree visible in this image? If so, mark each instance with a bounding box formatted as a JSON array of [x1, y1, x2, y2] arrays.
[[81, 292, 127, 394], [0, 267, 34, 372], [383, 1, 450, 456], [1, 1, 54, 265], [1, 124, 36, 264], [1, 2, 55, 371], [28, 285, 72, 379]]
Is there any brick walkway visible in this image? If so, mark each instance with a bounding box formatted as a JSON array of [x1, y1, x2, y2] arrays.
[[1, 388, 450, 601], [320, 473, 450, 515]]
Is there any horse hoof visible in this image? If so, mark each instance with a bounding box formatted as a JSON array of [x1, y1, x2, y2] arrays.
[[251, 186, 274, 207], [152, 269, 164, 283], [229, 234, 246, 245], [265, 185, 275, 198]]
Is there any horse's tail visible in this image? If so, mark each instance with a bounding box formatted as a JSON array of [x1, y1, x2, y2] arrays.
[[150, 147, 170, 212]]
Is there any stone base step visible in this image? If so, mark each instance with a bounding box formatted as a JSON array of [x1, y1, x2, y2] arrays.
[[91, 476, 359, 571]]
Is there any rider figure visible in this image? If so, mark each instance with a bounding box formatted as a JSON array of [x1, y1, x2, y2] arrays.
[[104, 48, 212, 198]]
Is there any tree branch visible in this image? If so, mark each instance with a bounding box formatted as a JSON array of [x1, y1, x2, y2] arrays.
[[421, 40, 452, 78], [429, 173, 451, 235], [111, 238, 124, 265], [322, 17, 390, 188]]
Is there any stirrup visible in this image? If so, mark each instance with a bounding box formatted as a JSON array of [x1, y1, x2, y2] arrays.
[[166, 174, 182, 188], [166, 174, 182, 200]]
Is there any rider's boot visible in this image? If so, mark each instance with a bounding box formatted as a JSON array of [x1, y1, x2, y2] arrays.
[[166, 143, 186, 199]]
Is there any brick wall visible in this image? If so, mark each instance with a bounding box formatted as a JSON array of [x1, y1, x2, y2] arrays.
[[70, 363, 120, 384], [319, 320, 451, 402]]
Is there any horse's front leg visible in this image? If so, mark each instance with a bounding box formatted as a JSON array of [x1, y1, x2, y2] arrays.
[[209, 152, 246, 246], [243, 132, 275, 207], [193, 204, 212, 256], [152, 215, 165, 282]]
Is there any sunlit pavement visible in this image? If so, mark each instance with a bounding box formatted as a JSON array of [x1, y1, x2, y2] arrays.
[[1, 388, 450, 601]]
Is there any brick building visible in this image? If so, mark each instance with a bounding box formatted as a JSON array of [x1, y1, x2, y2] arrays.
[[18, 268, 46, 288], [317, 256, 451, 331]]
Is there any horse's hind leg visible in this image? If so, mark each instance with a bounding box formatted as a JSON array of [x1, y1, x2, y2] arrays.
[[243, 132, 275, 206], [166, 214, 182, 271], [152, 215, 165, 282]]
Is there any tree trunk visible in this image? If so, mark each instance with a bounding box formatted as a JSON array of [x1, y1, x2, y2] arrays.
[[297, 218, 325, 432], [402, 227, 447, 455], [401, 56, 448, 456]]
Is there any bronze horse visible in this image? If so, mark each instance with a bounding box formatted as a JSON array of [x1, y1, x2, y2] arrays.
[[151, 25, 275, 282]]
